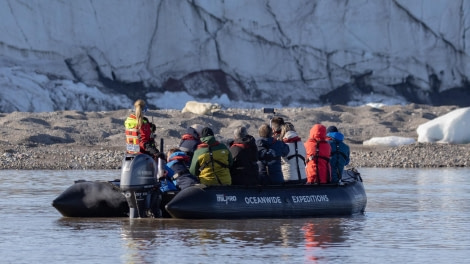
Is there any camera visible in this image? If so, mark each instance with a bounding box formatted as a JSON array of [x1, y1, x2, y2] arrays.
[[263, 108, 275, 114]]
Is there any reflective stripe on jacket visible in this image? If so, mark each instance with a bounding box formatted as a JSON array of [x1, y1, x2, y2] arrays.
[[124, 114, 151, 154]]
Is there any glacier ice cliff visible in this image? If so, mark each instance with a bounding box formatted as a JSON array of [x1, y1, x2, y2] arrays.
[[0, 0, 469, 112]]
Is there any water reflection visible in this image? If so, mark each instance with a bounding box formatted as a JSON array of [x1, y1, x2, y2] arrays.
[[302, 223, 321, 262], [53, 207, 366, 263], [3, 169, 469, 264], [55, 217, 124, 231], [120, 220, 159, 264], [115, 216, 363, 263]]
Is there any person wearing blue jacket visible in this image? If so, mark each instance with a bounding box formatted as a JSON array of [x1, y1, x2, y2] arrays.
[[326, 126, 350, 183], [256, 124, 290, 185], [166, 148, 200, 190]]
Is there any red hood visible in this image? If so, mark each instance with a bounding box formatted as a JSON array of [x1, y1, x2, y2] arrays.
[[309, 124, 326, 140]]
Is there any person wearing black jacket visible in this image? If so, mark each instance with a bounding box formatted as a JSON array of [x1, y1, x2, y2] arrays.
[[229, 126, 259, 186], [178, 125, 202, 161], [256, 124, 290, 185]]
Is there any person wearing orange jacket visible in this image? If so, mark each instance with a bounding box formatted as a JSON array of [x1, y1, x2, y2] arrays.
[[124, 99, 159, 156], [304, 124, 331, 184]]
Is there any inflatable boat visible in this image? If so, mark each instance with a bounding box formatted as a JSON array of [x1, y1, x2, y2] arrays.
[[52, 153, 367, 219], [52, 179, 129, 217], [165, 172, 366, 219]]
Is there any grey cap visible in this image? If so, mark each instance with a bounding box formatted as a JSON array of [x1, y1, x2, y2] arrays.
[[234, 126, 248, 139], [190, 124, 204, 136]]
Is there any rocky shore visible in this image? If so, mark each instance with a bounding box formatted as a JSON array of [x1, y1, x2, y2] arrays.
[[1, 105, 469, 170], [1, 142, 468, 170]]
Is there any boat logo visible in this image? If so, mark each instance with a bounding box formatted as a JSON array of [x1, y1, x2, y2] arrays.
[[244, 196, 282, 204], [216, 194, 237, 204], [291, 194, 329, 203], [139, 170, 154, 176]]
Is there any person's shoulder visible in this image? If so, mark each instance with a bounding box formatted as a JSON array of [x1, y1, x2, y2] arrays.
[[194, 143, 208, 152], [255, 137, 265, 143], [219, 142, 230, 150]]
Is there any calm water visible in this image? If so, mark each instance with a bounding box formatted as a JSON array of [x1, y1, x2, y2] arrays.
[[0, 168, 469, 264]]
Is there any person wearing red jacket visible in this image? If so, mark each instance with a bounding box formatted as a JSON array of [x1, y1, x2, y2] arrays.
[[304, 124, 331, 184], [124, 99, 158, 156]]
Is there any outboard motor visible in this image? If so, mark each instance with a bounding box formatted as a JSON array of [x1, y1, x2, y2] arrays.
[[120, 154, 162, 218]]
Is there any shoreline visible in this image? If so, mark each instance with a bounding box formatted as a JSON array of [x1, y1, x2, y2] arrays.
[[1, 105, 469, 170], [1, 142, 468, 170]]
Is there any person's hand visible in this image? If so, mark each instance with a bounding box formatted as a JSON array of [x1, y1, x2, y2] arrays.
[[158, 170, 168, 180], [156, 152, 166, 161], [144, 143, 158, 155]]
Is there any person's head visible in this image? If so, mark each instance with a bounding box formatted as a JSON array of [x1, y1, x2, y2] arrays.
[[190, 124, 204, 137], [234, 126, 248, 140], [327, 126, 338, 133], [309, 124, 327, 140], [167, 147, 181, 157], [167, 147, 190, 163], [270, 116, 285, 134], [258, 124, 272, 138], [201, 127, 214, 138], [185, 127, 199, 139], [133, 99, 147, 128], [280, 122, 295, 139]]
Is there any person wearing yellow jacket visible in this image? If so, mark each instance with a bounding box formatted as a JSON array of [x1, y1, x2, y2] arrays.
[[189, 127, 233, 185], [124, 99, 158, 156]]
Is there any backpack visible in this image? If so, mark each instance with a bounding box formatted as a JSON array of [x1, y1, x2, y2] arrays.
[[259, 141, 277, 163]]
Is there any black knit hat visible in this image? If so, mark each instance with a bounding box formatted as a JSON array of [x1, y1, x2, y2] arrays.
[[201, 127, 214, 137], [327, 126, 338, 133]]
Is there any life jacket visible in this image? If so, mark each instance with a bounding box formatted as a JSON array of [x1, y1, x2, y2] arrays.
[[181, 134, 197, 141], [178, 128, 201, 159], [306, 139, 331, 183], [284, 137, 306, 181], [231, 143, 247, 149], [124, 114, 140, 154], [124, 114, 151, 154], [167, 153, 191, 180], [168, 153, 191, 164]]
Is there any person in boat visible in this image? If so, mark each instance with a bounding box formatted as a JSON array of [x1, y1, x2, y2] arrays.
[[178, 124, 204, 161], [280, 122, 307, 183], [158, 164, 178, 192], [270, 116, 285, 140], [326, 126, 350, 184], [189, 127, 233, 185], [166, 148, 200, 190], [304, 124, 331, 184], [229, 126, 259, 186], [256, 123, 290, 185], [124, 99, 159, 158]]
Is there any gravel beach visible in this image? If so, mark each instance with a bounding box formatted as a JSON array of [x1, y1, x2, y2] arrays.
[[1, 104, 469, 170]]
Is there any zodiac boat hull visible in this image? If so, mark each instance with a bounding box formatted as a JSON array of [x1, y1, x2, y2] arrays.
[[52, 180, 129, 217], [52, 170, 366, 219], [165, 178, 366, 219]]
